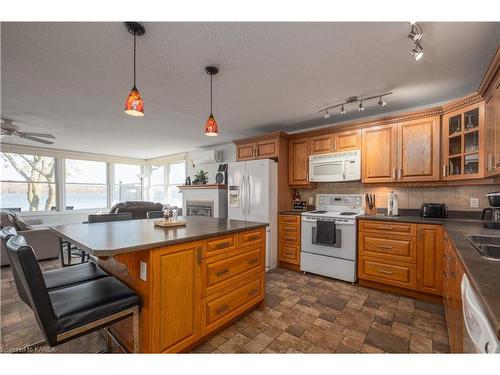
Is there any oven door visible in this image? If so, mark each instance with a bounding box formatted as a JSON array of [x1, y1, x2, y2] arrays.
[[301, 217, 356, 260], [309, 160, 344, 182]]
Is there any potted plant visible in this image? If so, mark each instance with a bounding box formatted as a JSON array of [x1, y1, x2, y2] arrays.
[[192, 170, 208, 185]]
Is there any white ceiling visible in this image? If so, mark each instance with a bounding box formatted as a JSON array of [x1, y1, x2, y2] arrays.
[[1, 22, 499, 159]]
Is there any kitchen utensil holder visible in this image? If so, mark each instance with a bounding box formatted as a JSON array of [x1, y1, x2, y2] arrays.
[[366, 204, 377, 216]]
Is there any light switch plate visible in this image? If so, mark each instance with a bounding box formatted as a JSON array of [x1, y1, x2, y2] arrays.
[[470, 198, 479, 208], [140, 261, 147, 281], [308, 197, 314, 205]]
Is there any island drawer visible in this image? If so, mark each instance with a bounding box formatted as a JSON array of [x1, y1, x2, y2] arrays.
[[204, 247, 262, 296], [358, 257, 416, 289], [358, 233, 416, 263], [239, 228, 265, 246], [359, 220, 416, 236], [204, 275, 263, 330], [204, 234, 237, 257]]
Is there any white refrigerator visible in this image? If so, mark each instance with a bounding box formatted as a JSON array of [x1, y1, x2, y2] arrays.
[[228, 159, 278, 271]]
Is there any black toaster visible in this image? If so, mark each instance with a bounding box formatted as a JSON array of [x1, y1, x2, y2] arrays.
[[420, 203, 447, 218]]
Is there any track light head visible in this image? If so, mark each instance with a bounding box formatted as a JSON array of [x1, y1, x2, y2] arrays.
[[410, 41, 424, 61], [358, 101, 364, 112], [378, 97, 387, 107], [340, 105, 346, 115], [324, 110, 330, 119], [408, 24, 423, 42]]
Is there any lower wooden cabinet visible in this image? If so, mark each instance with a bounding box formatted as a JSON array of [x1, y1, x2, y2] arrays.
[[417, 225, 443, 295], [443, 230, 465, 353], [358, 220, 443, 297], [278, 213, 301, 268]]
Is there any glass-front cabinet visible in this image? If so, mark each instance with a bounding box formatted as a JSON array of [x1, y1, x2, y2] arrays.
[[442, 102, 484, 180]]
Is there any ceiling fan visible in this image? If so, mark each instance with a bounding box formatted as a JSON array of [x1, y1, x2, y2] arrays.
[[1, 119, 56, 145]]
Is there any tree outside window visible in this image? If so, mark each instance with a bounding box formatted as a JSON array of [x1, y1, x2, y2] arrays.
[[0, 152, 56, 211]]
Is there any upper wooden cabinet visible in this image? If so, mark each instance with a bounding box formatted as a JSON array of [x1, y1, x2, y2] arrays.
[[442, 102, 485, 180], [336, 129, 361, 151], [480, 47, 500, 177], [310, 134, 334, 154], [309, 129, 361, 155], [398, 117, 440, 182], [289, 137, 310, 186], [362, 117, 440, 183], [362, 124, 398, 183], [234, 132, 287, 161]]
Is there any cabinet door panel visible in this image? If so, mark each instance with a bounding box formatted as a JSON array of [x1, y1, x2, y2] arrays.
[[399, 117, 440, 181], [237, 143, 256, 161], [256, 139, 279, 158], [416, 225, 443, 296], [155, 242, 201, 353], [362, 125, 397, 183], [288, 137, 310, 185], [310, 134, 334, 154], [335, 129, 360, 151]]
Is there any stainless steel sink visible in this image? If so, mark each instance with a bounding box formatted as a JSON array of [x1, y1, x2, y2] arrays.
[[465, 234, 500, 261]]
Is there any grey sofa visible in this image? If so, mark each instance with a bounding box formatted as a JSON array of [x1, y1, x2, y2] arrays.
[[0, 211, 60, 266]]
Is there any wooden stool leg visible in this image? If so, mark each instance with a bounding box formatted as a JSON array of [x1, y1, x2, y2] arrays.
[[132, 306, 140, 353]]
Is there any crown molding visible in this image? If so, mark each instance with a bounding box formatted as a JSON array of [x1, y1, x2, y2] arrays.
[[478, 46, 500, 96], [441, 93, 483, 114]]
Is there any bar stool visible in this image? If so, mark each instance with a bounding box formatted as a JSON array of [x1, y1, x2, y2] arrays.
[[1, 227, 109, 294], [6, 235, 141, 353]]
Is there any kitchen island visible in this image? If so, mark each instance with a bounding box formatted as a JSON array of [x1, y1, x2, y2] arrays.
[[51, 216, 268, 353]]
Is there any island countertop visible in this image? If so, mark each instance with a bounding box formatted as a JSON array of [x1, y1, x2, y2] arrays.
[[51, 216, 268, 257]]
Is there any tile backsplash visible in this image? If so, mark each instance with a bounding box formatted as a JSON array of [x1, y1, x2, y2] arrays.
[[297, 182, 500, 211]]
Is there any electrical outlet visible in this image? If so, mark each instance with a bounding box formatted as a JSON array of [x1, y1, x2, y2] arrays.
[[308, 197, 314, 205], [140, 261, 147, 281], [470, 198, 479, 208]]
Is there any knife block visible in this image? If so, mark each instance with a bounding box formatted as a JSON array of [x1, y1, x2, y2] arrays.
[[366, 204, 377, 216]]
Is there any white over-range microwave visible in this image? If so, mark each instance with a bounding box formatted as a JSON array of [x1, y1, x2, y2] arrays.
[[309, 150, 361, 182]]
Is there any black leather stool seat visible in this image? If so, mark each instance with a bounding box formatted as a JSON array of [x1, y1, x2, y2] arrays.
[[50, 277, 140, 333], [43, 262, 109, 291]]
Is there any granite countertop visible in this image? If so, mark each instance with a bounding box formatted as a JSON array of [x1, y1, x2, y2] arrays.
[[51, 216, 268, 257], [359, 214, 500, 339]]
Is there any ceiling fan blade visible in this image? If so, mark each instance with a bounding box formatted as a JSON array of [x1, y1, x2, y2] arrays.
[[20, 135, 54, 145], [20, 132, 56, 139]]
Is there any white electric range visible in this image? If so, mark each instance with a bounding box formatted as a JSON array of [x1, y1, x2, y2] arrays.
[[301, 194, 364, 282]]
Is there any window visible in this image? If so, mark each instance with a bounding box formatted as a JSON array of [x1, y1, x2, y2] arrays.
[[65, 159, 107, 209], [149, 165, 165, 203], [113, 164, 143, 204], [167, 161, 185, 207], [0, 152, 56, 211]]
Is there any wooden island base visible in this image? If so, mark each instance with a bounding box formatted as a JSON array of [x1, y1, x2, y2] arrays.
[[98, 227, 266, 353]]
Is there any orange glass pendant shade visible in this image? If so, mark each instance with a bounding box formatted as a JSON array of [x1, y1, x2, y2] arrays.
[[124, 86, 144, 117], [204, 113, 219, 136]]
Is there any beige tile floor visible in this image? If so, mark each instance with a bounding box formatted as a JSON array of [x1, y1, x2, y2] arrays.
[[0, 259, 450, 354]]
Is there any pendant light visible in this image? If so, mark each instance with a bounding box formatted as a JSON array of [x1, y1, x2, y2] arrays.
[[124, 22, 145, 117], [204, 66, 219, 136]]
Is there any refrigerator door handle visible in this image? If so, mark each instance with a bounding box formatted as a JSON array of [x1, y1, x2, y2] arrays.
[[247, 174, 251, 215], [241, 174, 247, 215]]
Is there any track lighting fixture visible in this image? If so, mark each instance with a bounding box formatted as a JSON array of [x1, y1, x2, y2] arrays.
[[408, 22, 424, 61], [408, 23, 423, 41], [318, 92, 393, 119], [410, 41, 424, 61]]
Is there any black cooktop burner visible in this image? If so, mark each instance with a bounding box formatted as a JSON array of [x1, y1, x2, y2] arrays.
[[309, 210, 327, 214], [339, 212, 357, 216]]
